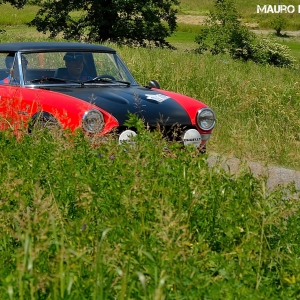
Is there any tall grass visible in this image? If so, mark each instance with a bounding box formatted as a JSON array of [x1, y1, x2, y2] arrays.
[[118, 46, 300, 170], [0, 129, 299, 299], [0, 26, 299, 169], [0, 3, 38, 25]]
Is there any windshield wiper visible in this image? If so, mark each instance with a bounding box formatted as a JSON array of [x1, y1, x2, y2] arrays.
[[84, 77, 130, 86], [84, 78, 112, 84], [30, 77, 84, 85], [30, 77, 67, 84]]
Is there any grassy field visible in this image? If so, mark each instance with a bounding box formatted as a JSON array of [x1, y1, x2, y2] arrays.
[[0, 1, 300, 299], [121, 46, 300, 170], [1, 127, 300, 299]]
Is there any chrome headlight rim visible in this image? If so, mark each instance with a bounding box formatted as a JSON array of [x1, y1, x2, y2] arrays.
[[196, 108, 216, 131], [82, 109, 104, 134]]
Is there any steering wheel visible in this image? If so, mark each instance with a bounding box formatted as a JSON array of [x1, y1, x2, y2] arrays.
[[93, 74, 116, 81]]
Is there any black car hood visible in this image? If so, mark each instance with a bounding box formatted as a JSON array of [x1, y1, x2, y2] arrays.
[[51, 85, 192, 127]]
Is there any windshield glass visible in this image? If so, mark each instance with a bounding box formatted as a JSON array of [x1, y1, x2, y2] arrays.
[[17, 51, 137, 86]]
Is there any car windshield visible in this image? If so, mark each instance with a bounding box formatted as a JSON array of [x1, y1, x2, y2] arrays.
[[4, 51, 138, 86]]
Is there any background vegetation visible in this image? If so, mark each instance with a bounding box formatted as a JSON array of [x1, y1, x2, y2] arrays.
[[0, 0, 300, 298], [176, 0, 300, 30]]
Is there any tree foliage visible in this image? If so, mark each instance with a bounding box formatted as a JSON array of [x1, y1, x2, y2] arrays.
[[27, 0, 179, 47], [195, 0, 255, 58], [271, 15, 288, 36]]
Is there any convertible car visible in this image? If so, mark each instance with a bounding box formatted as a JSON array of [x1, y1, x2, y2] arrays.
[[0, 42, 215, 152]]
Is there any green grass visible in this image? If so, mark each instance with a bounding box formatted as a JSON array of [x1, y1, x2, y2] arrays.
[[118, 46, 300, 170], [175, 0, 212, 15], [0, 3, 38, 25], [277, 37, 300, 60], [0, 129, 299, 299], [166, 31, 198, 49]]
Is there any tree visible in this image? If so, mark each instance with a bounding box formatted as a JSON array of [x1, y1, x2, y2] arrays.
[[271, 15, 288, 36], [28, 0, 179, 47], [195, 0, 255, 59]]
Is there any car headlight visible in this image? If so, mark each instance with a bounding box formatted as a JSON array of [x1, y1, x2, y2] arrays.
[[82, 109, 104, 134], [196, 108, 216, 131]]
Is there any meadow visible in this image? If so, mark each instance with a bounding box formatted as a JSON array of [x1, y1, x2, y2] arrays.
[[1, 126, 300, 299], [0, 1, 300, 299]]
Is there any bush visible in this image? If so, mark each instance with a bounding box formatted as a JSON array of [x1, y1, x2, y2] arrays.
[[250, 37, 295, 67], [194, 0, 255, 60], [195, 23, 256, 61]]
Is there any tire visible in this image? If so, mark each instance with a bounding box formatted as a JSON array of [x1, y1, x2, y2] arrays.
[[29, 112, 61, 134]]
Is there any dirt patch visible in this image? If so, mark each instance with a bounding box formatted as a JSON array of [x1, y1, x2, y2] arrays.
[[177, 15, 207, 25], [176, 15, 300, 36], [207, 154, 300, 191]]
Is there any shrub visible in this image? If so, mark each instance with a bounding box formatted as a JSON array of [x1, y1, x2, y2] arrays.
[[194, 0, 255, 60], [250, 37, 295, 67]]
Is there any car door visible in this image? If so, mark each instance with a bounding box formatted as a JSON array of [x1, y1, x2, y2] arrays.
[[0, 83, 20, 131]]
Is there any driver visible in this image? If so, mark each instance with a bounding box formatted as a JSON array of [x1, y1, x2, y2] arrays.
[[62, 52, 92, 81]]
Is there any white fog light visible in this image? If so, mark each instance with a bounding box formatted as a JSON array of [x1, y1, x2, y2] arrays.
[[119, 130, 137, 145], [182, 129, 202, 147]]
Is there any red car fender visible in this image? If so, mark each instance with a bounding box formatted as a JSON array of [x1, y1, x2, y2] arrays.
[[12, 88, 119, 134], [152, 88, 213, 134]]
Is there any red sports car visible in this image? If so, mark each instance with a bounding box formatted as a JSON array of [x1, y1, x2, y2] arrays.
[[0, 42, 215, 152]]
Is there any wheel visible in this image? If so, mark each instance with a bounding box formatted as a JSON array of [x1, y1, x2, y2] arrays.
[[29, 112, 61, 134]]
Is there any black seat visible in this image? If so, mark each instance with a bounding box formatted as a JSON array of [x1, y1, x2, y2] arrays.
[[54, 68, 68, 78]]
